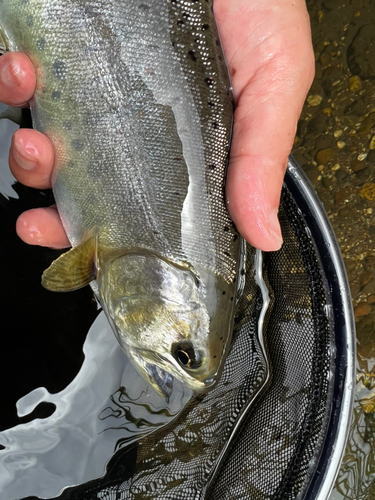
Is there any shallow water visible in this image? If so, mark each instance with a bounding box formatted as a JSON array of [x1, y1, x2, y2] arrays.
[[0, 0, 372, 495], [293, 1, 375, 498]]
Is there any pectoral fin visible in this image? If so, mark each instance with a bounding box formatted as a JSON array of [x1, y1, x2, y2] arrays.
[[42, 235, 97, 292], [0, 30, 8, 55]]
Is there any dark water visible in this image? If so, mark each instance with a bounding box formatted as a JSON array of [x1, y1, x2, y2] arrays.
[[0, 0, 372, 495], [293, 1, 375, 498], [0, 111, 192, 498]]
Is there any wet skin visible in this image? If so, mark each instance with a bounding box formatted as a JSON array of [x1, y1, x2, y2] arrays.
[[1, 0, 314, 251]]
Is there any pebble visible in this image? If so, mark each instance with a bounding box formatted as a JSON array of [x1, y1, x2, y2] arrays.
[[351, 159, 367, 172], [357, 152, 367, 161], [357, 115, 375, 136], [370, 135, 375, 150], [335, 187, 350, 203], [334, 129, 343, 138], [361, 279, 375, 295], [315, 147, 338, 165], [360, 270, 374, 287], [337, 141, 346, 149], [307, 94, 323, 106], [360, 183, 375, 200], [355, 302, 372, 318], [367, 149, 375, 163], [348, 75, 363, 92], [368, 295, 375, 304]]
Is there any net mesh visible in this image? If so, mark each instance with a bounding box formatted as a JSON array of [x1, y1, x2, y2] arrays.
[[42, 185, 334, 500]]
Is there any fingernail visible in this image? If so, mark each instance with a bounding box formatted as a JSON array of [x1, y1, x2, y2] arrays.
[[13, 140, 38, 170], [267, 208, 283, 248], [1, 59, 22, 87]]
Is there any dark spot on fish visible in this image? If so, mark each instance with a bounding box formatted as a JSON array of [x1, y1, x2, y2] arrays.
[[52, 60, 67, 80], [216, 39, 220, 46], [202, 23, 209, 30], [174, 192, 180, 196], [188, 50, 196, 61], [208, 164, 216, 170], [224, 251, 231, 257], [233, 234, 238, 242], [222, 291, 226, 295], [52, 90, 61, 100], [240, 269, 245, 276], [152, 230, 159, 235], [208, 101, 215, 108], [212, 122, 219, 129], [220, 336, 223, 341], [231, 67, 237, 77], [224, 226, 229, 232], [231, 297, 234, 301], [205, 77, 213, 88], [36, 38, 46, 51], [138, 3, 150, 10], [72, 139, 84, 151], [182, 12, 190, 19], [26, 15, 34, 27], [213, 355, 217, 359], [63, 121, 72, 130], [67, 161, 74, 168], [177, 19, 185, 26]]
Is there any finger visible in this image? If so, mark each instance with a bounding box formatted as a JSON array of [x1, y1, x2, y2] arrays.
[[0, 52, 36, 107], [9, 129, 54, 189], [16, 206, 70, 249], [226, 63, 312, 251]]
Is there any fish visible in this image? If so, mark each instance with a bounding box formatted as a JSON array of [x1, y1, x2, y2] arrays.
[[0, 0, 242, 399]]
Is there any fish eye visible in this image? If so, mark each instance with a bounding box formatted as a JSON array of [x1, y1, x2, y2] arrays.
[[173, 342, 203, 370]]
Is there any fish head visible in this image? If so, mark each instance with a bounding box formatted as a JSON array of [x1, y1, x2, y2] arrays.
[[99, 253, 228, 399]]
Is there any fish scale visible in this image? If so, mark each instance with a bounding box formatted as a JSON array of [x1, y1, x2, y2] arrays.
[[0, 0, 243, 396]]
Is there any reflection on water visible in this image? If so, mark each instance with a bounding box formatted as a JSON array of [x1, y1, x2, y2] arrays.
[[0, 313, 192, 500]]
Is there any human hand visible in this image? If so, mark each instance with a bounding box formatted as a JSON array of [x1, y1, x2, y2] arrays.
[[2, 0, 314, 251], [215, 0, 314, 250], [0, 52, 69, 247]]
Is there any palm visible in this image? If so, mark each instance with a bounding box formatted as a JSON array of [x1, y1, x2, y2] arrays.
[[215, 0, 314, 249]]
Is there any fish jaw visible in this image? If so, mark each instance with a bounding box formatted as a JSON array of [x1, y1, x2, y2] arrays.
[[98, 252, 229, 395]]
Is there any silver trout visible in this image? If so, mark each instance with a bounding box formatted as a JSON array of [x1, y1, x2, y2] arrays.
[[0, 0, 241, 398]]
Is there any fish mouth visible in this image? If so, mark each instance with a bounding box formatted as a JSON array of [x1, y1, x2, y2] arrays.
[[131, 348, 213, 396], [144, 363, 174, 402]]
